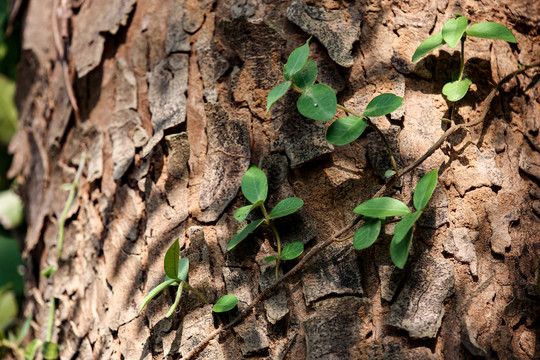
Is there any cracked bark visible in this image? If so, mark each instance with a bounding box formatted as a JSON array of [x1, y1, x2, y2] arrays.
[[10, 0, 540, 359]]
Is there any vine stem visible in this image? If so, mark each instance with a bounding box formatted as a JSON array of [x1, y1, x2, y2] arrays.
[[183, 281, 209, 305], [46, 297, 55, 342], [458, 37, 466, 82], [180, 60, 540, 360], [57, 152, 87, 258], [270, 222, 282, 281], [336, 104, 399, 175], [183, 281, 225, 324], [260, 204, 282, 281], [378, 59, 540, 194]]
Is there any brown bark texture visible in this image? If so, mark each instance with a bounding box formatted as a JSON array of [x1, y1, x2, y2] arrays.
[[9, 0, 540, 359]]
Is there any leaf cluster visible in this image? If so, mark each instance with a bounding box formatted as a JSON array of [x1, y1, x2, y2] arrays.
[[229, 166, 305, 265], [412, 15, 516, 102], [352, 169, 438, 268], [140, 239, 238, 318], [227, 165, 304, 279], [267, 39, 403, 146]]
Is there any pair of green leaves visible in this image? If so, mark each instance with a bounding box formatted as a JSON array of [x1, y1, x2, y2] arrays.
[[412, 16, 516, 102], [139, 239, 189, 318], [229, 166, 305, 262], [352, 169, 438, 268], [412, 17, 516, 61], [326, 93, 403, 145], [267, 38, 337, 122], [140, 239, 239, 317], [229, 166, 304, 252]]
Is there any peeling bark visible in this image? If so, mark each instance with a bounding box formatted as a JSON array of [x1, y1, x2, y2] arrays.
[[10, 0, 540, 359]]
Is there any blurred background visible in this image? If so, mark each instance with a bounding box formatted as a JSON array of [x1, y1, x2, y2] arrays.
[[0, 0, 25, 352]]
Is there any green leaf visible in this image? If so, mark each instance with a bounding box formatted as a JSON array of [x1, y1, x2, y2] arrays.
[[390, 228, 413, 269], [0, 236, 24, 297], [16, 315, 32, 346], [0, 76, 18, 144], [234, 205, 253, 223], [139, 278, 177, 313], [284, 38, 311, 77], [241, 166, 268, 204], [227, 219, 265, 251], [266, 81, 291, 113], [353, 217, 382, 250], [413, 169, 438, 211], [465, 22, 516, 43], [213, 294, 238, 313], [297, 84, 337, 121], [0, 189, 24, 230], [164, 239, 180, 280], [59, 183, 73, 191], [442, 15, 468, 49], [353, 197, 411, 218], [234, 200, 264, 223], [42, 341, 59, 360], [292, 60, 317, 90], [363, 93, 404, 117], [165, 282, 184, 318], [384, 170, 396, 178], [177, 257, 189, 281], [283, 68, 290, 81], [264, 256, 277, 262], [7, 330, 16, 343], [25, 339, 42, 360], [392, 211, 423, 245], [442, 76, 472, 102], [280, 242, 304, 261], [41, 266, 57, 278], [234, 205, 254, 223], [0, 289, 17, 331], [326, 116, 367, 145], [412, 31, 445, 62], [269, 197, 304, 219]]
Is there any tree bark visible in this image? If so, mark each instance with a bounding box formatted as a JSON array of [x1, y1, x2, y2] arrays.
[[10, 0, 540, 359]]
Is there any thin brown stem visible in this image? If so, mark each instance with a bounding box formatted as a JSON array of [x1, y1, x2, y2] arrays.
[[375, 59, 540, 196], [334, 233, 354, 243], [180, 60, 540, 360]]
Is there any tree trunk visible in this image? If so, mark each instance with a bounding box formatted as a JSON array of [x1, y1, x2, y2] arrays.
[[10, 0, 540, 359]]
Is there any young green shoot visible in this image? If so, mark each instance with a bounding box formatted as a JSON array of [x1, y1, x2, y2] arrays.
[[139, 239, 239, 322], [57, 152, 87, 258], [353, 169, 438, 268], [41, 297, 59, 360], [412, 15, 516, 102], [139, 239, 203, 317], [266, 39, 403, 176], [229, 166, 304, 280]]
